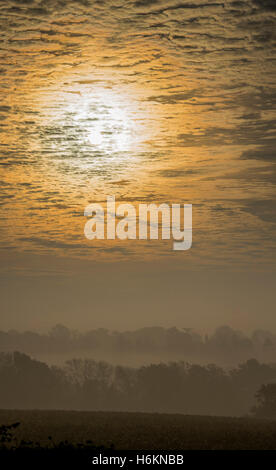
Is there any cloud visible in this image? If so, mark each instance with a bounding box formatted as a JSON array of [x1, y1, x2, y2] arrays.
[[19, 237, 85, 250], [98, 246, 133, 254], [0, 0, 275, 265], [147, 91, 198, 104], [157, 168, 201, 177], [135, 1, 224, 16], [241, 146, 276, 163], [252, 0, 276, 11], [178, 114, 276, 148], [134, 0, 160, 6], [241, 199, 276, 224]]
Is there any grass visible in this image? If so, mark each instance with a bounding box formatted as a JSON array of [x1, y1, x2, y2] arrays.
[[0, 409, 276, 450]]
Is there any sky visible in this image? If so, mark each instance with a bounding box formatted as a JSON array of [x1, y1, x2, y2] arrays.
[[0, 0, 275, 332]]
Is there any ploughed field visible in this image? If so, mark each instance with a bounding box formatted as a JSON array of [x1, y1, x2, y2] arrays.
[[0, 409, 276, 450]]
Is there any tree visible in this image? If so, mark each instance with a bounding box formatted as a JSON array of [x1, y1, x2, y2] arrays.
[[252, 383, 276, 418]]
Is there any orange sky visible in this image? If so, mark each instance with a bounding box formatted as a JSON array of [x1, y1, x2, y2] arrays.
[[0, 0, 275, 331]]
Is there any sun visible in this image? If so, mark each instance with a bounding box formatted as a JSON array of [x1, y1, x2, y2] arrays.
[[35, 82, 155, 164], [88, 125, 103, 147], [86, 104, 131, 152], [62, 87, 141, 154]]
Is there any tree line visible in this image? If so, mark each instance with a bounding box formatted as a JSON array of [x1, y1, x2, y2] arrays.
[[0, 324, 276, 365], [0, 351, 275, 417]]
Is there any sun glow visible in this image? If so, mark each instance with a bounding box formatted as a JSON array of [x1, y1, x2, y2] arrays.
[[88, 125, 103, 147], [86, 103, 133, 152], [36, 85, 150, 157]]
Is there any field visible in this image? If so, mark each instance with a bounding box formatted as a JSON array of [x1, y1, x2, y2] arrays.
[[0, 409, 276, 451]]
